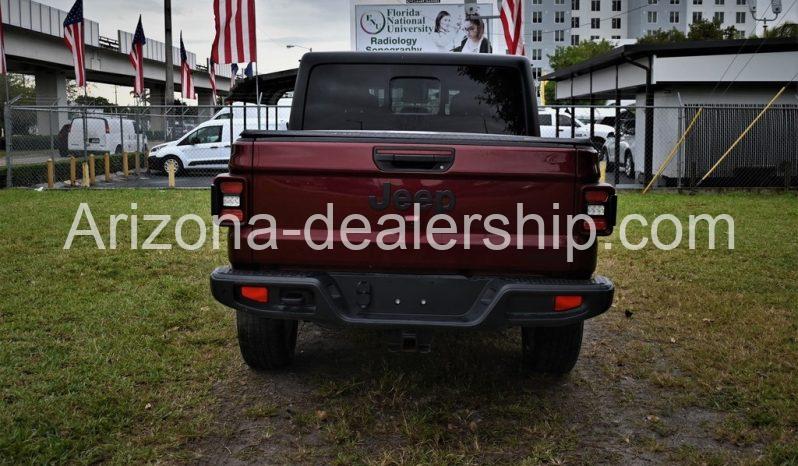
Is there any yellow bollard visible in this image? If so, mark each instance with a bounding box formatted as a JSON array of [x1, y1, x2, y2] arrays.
[[69, 156, 77, 186], [134, 152, 141, 176], [47, 159, 54, 189], [167, 161, 176, 188], [82, 162, 90, 188], [89, 155, 96, 185], [123, 152, 129, 177], [599, 160, 607, 184], [104, 153, 112, 182]]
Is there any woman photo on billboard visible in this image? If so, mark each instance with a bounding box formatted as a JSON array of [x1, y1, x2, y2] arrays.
[[454, 18, 492, 54], [432, 10, 460, 52]]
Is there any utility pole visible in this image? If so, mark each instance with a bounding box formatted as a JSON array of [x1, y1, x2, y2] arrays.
[[164, 0, 174, 105]]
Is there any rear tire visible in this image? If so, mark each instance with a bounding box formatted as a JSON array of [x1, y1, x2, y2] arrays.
[[521, 323, 584, 375], [624, 151, 635, 179], [236, 311, 298, 371]]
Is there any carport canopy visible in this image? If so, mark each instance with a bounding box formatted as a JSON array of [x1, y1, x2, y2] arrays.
[[228, 68, 298, 105]]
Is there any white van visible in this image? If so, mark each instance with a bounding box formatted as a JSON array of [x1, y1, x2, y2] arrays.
[[210, 103, 289, 130], [148, 119, 245, 174], [67, 116, 148, 156]]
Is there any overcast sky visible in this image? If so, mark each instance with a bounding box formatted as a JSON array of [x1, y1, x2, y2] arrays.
[[40, 0, 797, 103], [43, 0, 354, 102]]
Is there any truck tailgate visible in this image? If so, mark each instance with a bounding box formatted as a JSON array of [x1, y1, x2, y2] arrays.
[[236, 132, 597, 276]]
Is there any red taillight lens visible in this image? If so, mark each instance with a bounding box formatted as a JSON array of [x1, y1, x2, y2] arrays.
[[585, 190, 610, 204], [220, 181, 244, 195], [554, 295, 583, 312], [240, 286, 269, 303]]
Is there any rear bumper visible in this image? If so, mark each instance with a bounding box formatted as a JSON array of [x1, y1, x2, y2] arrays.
[[210, 267, 614, 329]]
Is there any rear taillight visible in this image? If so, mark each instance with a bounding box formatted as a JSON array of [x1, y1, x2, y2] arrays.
[[240, 286, 269, 303], [554, 295, 583, 312], [213, 175, 247, 226], [583, 184, 617, 236]]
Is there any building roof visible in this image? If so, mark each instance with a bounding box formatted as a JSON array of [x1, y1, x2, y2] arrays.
[[229, 68, 298, 105], [541, 39, 798, 81]]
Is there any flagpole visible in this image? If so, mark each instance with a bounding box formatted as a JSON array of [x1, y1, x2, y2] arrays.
[[82, 83, 88, 162], [255, 62, 260, 130]]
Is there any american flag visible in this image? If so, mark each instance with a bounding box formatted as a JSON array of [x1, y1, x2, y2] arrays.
[[0, 3, 7, 75], [128, 16, 146, 97], [500, 0, 525, 56], [209, 59, 217, 101], [180, 33, 195, 100], [211, 0, 257, 65], [63, 0, 86, 87]]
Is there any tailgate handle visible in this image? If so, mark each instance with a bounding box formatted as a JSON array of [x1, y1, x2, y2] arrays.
[[373, 148, 455, 172]]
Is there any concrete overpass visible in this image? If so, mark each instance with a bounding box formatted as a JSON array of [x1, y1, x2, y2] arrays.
[[2, 0, 232, 133]]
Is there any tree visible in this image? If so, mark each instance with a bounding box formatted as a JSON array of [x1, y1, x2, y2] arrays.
[[0, 74, 38, 137], [547, 39, 615, 71], [764, 22, 798, 39], [545, 40, 614, 105], [638, 28, 687, 44], [74, 95, 114, 107], [688, 18, 741, 40]]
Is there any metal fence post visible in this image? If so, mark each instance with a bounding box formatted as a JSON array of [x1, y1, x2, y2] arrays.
[[4, 102, 12, 188], [555, 106, 560, 137], [49, 104, 55, 153], [82, 104, 88, 161], [119, 112, 124, 157]]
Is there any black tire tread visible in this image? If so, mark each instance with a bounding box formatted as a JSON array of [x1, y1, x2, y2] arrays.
[[236, 311, 298, 370], [522, 323, 584, 375]]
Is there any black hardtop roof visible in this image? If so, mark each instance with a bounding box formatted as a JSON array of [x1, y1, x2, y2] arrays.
[[300, 51, 532, 68]]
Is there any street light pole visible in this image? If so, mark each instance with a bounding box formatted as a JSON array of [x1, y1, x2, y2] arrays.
[[164, 0, 174, 105]]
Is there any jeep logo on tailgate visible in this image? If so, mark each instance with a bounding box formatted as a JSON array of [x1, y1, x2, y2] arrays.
[[369, 183, 456, 213]]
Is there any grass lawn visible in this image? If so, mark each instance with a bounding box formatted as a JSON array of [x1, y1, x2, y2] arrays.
[[0, 189, 796, 464]]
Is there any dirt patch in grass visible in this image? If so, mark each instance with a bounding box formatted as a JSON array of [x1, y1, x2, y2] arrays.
[[191, 315, 762, 464]]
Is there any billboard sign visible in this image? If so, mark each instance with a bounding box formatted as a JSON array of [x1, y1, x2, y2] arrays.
[[354, 3, 494, 53]]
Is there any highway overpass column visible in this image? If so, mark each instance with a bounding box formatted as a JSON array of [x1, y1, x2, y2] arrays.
[[35, 69, 69, 136], [197, 91, 216, 119], [149, 85, 166, 138]]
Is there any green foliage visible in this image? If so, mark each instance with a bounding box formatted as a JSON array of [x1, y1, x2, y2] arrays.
[[545, 40, 614, 105], [74, 95, 115, 107], [638, 28, 687, 44], [688, 18, 741, 40], [763, 22, 798, 39], [547, 39, 615, 71]]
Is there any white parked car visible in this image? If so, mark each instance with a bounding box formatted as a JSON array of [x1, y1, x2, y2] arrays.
[[67, 116, 147, 156], [601, 120, 637, 178], [538, 109, 615, 146], [148, 119, 245, 174]]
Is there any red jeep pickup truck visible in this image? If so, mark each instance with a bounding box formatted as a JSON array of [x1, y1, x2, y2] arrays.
[[211, 52, 616, 374]]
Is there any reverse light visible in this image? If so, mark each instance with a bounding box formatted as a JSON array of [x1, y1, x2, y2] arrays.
[[241, 286, 269, 303], [587, 204, 605, 216], [222, 195, 241, 208], [554, 295, 583, 312]]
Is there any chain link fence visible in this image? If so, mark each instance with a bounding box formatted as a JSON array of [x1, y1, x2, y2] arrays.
[[1, 103, 290, 189], [539, 103, 797, 189], [1, 102, 795, 190]]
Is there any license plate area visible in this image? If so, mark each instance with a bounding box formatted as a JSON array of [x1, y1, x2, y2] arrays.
[[331, 273, 488, 318], [88, 138, 100, 144]]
